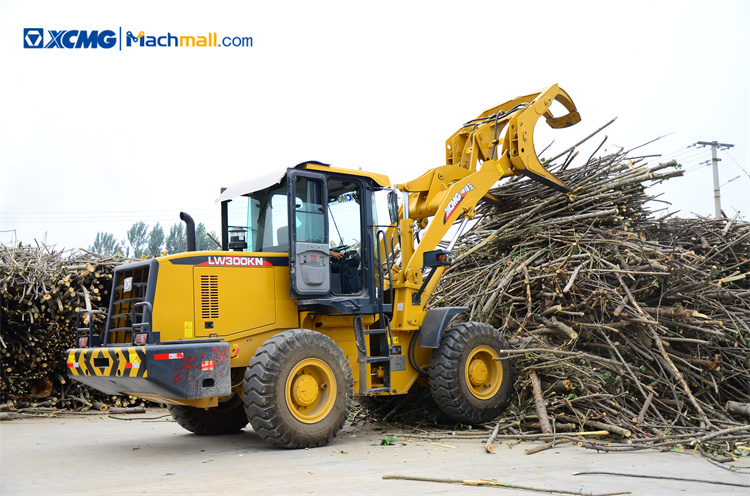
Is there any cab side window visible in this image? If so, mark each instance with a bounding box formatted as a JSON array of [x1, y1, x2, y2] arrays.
[[328, 179, 363, 294]]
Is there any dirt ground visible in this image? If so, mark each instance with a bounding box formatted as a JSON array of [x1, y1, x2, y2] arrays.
[[1, 409, 749, 495]]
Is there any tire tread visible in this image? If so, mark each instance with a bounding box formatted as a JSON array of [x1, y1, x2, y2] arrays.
[[429, 322, 514, 424], [168, 394, 248, 435], [243, 329, 353, 449]]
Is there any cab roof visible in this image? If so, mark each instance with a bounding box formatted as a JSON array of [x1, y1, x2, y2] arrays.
[[216, 161, 391, 203]]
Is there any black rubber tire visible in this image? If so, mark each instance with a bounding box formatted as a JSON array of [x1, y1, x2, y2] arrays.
[[167, 393, 248, 435], [243, 329, 353, 449], [428, 322, 514, 425]]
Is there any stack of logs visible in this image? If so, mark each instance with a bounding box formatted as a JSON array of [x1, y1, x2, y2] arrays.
[[0, 245, 145, 410], [429, 143, 750, 456]]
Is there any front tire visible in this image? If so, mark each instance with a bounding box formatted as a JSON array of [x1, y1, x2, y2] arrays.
[[168, 393, 248, 435], [429, 322, 514, 425], [243, 329, 353, 448]]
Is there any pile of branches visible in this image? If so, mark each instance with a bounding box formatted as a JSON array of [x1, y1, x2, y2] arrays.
[[426, 142, 750, 456], [0, 245, 144, 411]]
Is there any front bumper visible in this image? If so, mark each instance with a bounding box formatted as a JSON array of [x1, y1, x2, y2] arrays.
[[66, 341, 231, 400]]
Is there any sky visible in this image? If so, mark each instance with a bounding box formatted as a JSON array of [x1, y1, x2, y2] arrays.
[[1, 0, 748, 251]]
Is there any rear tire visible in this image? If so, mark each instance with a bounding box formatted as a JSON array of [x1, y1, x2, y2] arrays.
[[243, 329, 353, 449], [168, 393, 248, 435], [429, 322, 514, 425]]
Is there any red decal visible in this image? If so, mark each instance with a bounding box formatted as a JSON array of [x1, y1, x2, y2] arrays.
[[201, 360, 215, 371], [206, 346, 230, 368], [173, 353, 199, 386], [154, 353, 184, 360]]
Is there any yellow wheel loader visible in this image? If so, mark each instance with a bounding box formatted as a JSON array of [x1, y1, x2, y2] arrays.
[[67, 84, 581, 448]]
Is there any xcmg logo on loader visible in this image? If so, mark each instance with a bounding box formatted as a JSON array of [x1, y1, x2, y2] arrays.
[[443, 182, 475, 224]]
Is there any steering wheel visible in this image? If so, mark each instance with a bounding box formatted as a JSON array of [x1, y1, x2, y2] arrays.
[[330, 245, 350, 253]]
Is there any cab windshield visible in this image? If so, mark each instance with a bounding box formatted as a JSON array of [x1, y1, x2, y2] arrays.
[[225, 183, 289, 252]]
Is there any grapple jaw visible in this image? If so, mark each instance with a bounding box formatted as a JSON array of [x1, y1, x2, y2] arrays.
[[518, 165, 571, 193], [445, 84, 581, 192]]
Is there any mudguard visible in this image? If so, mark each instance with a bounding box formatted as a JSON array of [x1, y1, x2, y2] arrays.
[[418, 307, 469, 348]]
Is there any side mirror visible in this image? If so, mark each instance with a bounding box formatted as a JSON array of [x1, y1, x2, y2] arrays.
[[387, 190, 399, 225]]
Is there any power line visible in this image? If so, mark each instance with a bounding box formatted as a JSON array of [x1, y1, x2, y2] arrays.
[[656, 150, 707, 169], [682, 162, 712, 174], [679, 153, 715, 173], [724, 150, 750, 180], [671, 154, 706, 166], [660, 145, 690, 156], [0, 218, 206, 224], [679, 157, 711, 170], [659, 142, 725, 161], [661, 147, 705, 161], [0, 208, 216, 216], [683, 157, 712, 169], [721, 175, 741, 188], [0, 209, 217, 223]]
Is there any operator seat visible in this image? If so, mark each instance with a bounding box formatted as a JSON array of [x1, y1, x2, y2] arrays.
[[269, 226, 289, 253]]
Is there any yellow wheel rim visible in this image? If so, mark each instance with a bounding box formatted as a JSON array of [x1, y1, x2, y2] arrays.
[[285, 358, 337, 423], [464, 346, 502, 400]]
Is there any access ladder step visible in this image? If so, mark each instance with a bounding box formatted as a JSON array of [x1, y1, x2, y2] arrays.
[[365, 387, 390, 394], [365, 356, 390, 364], [363, 328, 388, 335]]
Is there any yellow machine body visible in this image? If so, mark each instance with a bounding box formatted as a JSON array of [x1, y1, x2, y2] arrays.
[[145, 250, 429, 401], [67, 85, 581, 447]]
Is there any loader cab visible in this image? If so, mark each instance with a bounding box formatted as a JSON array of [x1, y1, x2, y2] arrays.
[[218, 162, 392, 316]]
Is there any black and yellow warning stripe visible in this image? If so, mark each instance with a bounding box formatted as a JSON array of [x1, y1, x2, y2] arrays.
[[67, 347, 148, 378]]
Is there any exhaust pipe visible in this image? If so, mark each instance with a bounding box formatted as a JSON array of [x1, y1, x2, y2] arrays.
[[180, 212, 196, 252]]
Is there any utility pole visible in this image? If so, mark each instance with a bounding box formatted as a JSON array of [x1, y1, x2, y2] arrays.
[[695, 141, 734, 219]]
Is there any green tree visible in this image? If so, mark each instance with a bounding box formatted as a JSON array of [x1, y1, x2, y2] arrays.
[[165, 223, 187, 254], [147, 222, 165, 258], [127, 221, 149, 259], [92, 221, 218, 258], [89, 232, 124, 256], [195, 223, 220, 251]]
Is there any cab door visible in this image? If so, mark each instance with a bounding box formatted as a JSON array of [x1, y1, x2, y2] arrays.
[[287, 170, 330, 297]]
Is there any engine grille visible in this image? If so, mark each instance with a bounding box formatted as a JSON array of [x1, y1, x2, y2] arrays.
[[201, 275, 219, 319]]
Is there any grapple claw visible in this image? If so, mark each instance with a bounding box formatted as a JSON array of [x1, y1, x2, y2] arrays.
[[445, 84, 581, 192]]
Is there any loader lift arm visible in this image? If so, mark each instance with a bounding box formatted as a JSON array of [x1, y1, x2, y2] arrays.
[[388, 84, 580, 331]]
